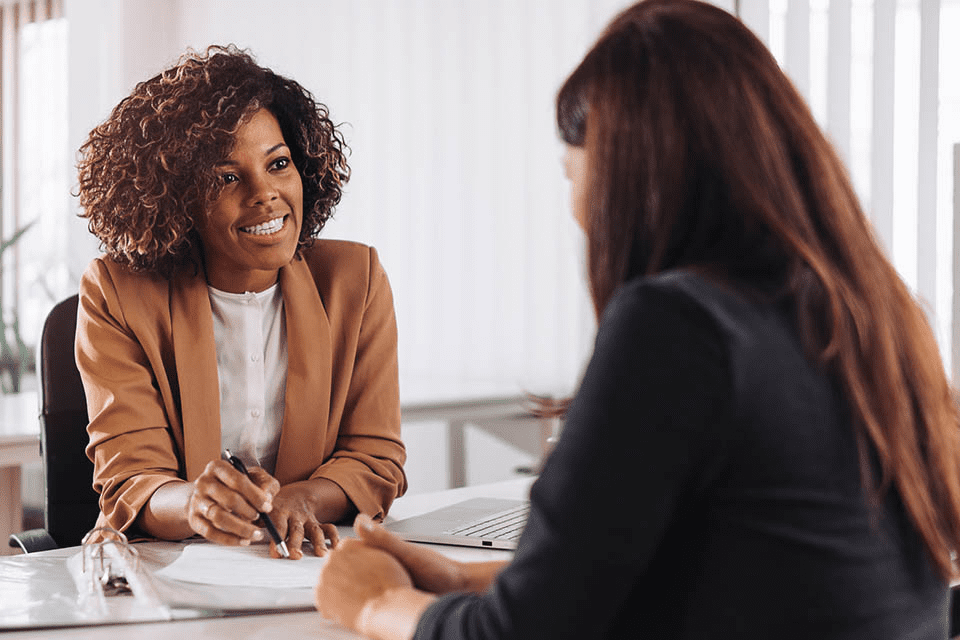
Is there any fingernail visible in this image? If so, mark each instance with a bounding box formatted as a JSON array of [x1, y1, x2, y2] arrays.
[[252, 529, 264, 541], [241, 538, 251, 546], [261, 501, 272, 512]]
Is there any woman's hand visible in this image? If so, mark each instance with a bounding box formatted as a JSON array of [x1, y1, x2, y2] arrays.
[[187, 460, 278, 546], [352, 514, 466, 593], [354, 514, 506, 594], [315, 515, 501, 639], [315, 538, 414, 631], [264, 478, 349, 559]]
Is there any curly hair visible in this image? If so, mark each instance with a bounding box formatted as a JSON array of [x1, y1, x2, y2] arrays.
[[77, 44, 350, 276]]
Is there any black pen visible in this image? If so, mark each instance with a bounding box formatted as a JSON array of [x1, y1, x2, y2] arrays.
[[222, 449, 290, 558]]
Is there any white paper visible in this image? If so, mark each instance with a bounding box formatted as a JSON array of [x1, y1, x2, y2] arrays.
[[154, 543, 326, 589]]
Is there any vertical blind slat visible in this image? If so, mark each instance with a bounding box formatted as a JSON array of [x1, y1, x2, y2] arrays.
[[738, 0, 771, 44], [871, 0, 896, 253], [11, 0, 30, 311], [785, 0, 811, 99], [916, 0, 939, 310], [952, 144, 960, 380], [11, 1, 28, 311], [827, 0, 852, 162], [1, 3, 22, 310]]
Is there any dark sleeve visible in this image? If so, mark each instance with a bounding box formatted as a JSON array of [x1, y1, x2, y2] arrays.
[[414, 281, 731, 640]]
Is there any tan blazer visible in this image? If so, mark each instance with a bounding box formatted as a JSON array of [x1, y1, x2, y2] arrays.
[[76, 240, 407, 534]]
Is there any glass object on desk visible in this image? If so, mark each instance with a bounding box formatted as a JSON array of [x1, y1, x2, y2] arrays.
[[523, 392, 568, 445], [509, 393, 567, 476]]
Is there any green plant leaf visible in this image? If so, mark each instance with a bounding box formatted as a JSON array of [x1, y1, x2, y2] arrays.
[[0, 220, 35, 256]]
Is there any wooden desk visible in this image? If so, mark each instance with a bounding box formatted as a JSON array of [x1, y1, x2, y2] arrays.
[[0, 477, 533, 639], [0, 391, 40, 556]]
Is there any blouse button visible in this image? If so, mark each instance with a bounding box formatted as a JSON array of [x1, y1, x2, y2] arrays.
[[251, 409, 262, 418]]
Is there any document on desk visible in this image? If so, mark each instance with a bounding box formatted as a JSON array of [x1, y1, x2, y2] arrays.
[[155, 542, 326, 589]]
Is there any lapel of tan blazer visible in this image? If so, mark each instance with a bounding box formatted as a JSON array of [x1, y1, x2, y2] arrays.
[[275, 255, 332, 485], [170, 267, 222, 480], [166, 255, 331, 484]]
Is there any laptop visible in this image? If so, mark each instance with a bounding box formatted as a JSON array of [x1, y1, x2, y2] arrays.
[[385, 498, 530, 550]]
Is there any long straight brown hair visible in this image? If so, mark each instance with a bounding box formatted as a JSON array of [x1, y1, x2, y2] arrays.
[[557, 0, 960, 579]]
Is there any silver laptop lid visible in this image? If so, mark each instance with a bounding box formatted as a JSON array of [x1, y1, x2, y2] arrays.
[[385, 498, 529, 550]]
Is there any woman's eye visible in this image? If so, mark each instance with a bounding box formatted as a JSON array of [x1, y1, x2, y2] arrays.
[[272, 157, 290, 170], [220, 173, 238, 184]]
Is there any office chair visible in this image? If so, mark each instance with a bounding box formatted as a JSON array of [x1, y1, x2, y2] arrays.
[[8, 294, 99, 553], [952, 585, 960, 639]]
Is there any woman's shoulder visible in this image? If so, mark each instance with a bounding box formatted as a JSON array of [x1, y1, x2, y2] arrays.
[[597, 272, 732, 361], [607, 270, 728, 327], [77, 256, 183, 339], [619, 269, 738, 304], [298, 239, 378, 271], [613, 270, 781, 339], [80, 255, 171, 299], [297, 240, 389, 293], [294, 240, 392, 309]]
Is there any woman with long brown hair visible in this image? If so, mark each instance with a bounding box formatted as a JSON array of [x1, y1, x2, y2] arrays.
[[314, 1, 960, 637]]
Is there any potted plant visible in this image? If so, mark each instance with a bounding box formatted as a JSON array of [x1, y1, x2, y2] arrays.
[[0, 221, 35, 393]]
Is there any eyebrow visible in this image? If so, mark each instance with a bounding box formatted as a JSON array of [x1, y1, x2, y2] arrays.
[[214, 143, 289, 167]]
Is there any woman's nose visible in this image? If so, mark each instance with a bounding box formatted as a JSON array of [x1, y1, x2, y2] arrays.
[[246, 173, 279, 206]]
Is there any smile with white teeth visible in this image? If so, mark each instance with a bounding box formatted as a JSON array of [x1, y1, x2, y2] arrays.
[[241, 215, 285, 235]]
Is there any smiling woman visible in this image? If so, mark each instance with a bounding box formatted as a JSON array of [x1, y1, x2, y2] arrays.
[[73, 46, 407, 559]]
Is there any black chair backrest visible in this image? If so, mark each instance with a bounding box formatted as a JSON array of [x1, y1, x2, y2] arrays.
[[39, 294, 99, 547]]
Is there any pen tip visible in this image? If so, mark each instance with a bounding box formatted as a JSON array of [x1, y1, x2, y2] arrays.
[[278, 541, 290, 558]]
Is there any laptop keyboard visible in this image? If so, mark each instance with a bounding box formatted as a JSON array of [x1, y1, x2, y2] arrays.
[[445, 503, 531, 541]]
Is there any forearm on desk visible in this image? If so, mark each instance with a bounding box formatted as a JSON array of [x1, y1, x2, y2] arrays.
[[138, 480, 196, 540], [139, 477, 354, 541]]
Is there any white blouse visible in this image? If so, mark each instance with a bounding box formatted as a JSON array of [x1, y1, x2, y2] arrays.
[[207, 283, 287, 475]]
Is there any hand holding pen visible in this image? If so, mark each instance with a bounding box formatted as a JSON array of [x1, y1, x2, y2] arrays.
[[188, 449, 342, 559], [222, 449, 290, 558], [186, 450, 286, 556]]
